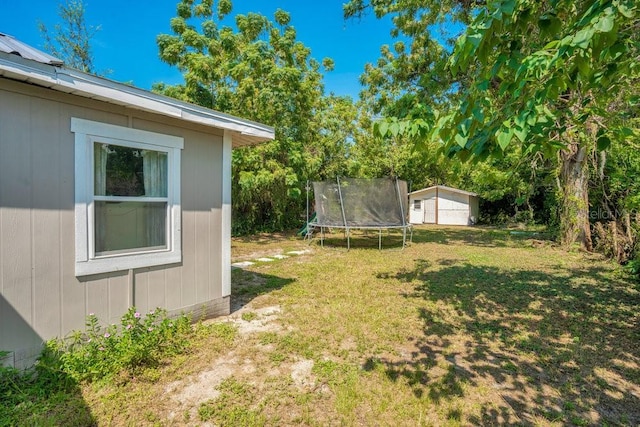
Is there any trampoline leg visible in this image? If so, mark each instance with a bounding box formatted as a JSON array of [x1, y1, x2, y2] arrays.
[[379, 228, 382, 250]]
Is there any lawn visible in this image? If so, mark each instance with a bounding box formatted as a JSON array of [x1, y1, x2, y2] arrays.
[[3, 226, 640, 426]]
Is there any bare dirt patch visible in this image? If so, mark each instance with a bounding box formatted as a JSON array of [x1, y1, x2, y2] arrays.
[[163, 305, 285, 422], [290, 358, 316, 391], [165, 354, 244, 421], [225, 305, 283, 334]]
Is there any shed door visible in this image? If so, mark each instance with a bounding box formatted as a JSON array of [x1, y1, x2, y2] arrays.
[[438, 192, 469, 225], [423, 197, 436, 223]]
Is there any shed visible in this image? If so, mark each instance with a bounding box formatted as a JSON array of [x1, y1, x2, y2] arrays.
[[409, 185, 479, 226], [0, 33, 274, 368]]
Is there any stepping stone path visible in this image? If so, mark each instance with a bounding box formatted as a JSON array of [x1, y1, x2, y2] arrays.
[[231, 249, 311, 269], [231, 261, 255, 268], [286, 250, 309, 255]]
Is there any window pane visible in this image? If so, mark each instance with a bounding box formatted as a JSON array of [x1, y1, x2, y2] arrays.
[[95, 201, 167, 255], [94, 143, 167, 197]]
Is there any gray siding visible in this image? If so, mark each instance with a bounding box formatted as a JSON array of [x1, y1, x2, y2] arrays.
[[0, 78, 229, 368]]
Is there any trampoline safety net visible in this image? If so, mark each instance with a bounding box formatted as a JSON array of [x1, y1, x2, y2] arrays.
[[312, 177, 409, 228]]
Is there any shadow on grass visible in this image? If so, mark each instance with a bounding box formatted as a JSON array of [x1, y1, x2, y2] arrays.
[[1, 293, 95, 425], [231, 230, 299, 246], [372, 259, 640, 425], [0, 353, 96, 426], [311, 225, 551, 251], [230, 268, 295, 312], [411, 225, 553, 248], [310, 228, 411, 251]]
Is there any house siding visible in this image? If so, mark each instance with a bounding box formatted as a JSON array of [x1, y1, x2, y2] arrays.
[[0, 78, 228, 368]]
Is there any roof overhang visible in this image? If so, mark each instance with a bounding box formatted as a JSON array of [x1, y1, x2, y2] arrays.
[[0, 50, 274, 147], [410, 185, 478, 197]]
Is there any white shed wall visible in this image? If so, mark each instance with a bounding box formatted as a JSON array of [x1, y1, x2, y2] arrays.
[[409, 186, 477, 226], [438, 189, 470, 226]]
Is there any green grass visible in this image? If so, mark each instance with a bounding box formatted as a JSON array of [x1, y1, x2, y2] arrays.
[[2, 226, 639, 426]]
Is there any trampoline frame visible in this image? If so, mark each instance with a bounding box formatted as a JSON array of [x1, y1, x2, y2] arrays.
[[305, 177, 413, 250]]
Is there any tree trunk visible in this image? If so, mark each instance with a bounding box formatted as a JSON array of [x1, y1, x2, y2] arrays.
[[558, 141, 593, 251]]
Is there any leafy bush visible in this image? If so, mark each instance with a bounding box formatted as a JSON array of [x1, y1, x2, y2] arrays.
[[0, 354, 95, 426], [625, 252, 640, 281], [38, 307, 192, 384], [0, 309, 193, 425]]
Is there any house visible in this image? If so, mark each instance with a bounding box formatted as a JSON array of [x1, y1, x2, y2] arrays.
[[409, 185, 479, 226], [0, 33, 274, 369]]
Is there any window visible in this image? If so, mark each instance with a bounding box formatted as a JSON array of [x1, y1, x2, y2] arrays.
[[413, 199, 421, 210], [72, 118, 183, 276]]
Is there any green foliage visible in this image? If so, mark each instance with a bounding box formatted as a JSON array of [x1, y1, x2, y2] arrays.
[[344, 0, 472, 115], [156, 0, 352, 234], [38, 308, 192, 384], [343, 0, 470, 182], [241, 311, 258, 322], [344, 1, 518, 208], [626, 252, 640, 280], [0, 356, 95, 426], [442, 0, 639, 160], [198, 378, 266, 425], [38, 0, 100, 73], [304, 95, 358, 181], [0, 311, 239, 426], [342, 1, 549, 223], [0, 364, 32, 415], [595, 118, 640, 213], [356, 0, 639, 247]]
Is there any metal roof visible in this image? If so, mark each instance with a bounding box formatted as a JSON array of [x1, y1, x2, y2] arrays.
[[0, 33, 274, 147], [410, 185, 478, 197], [0, 32, 63, 66]]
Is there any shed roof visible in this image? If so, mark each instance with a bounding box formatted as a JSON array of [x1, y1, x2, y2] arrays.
[[409, 185, 477, 197], [0, 33, 274, 147]]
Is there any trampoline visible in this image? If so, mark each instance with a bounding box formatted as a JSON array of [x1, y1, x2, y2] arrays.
[[306, 177, 412, 249]]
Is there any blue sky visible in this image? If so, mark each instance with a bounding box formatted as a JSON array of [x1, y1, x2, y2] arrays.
[[0, 0, 402, 98]]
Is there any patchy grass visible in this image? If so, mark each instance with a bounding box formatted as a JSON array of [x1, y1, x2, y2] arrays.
[[3, 226, 639, 426]]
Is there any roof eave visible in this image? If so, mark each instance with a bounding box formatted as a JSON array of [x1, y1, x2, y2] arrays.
[[0, 51, 274, 147], [410, 185, 478, 197]]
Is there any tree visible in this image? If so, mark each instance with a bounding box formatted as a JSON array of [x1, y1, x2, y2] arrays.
[[156, 0, 337, 233], [356, 0, 639, 249], [438, 0, 639, 249], [38, 0, 99, 73], [343, 0, 540, 213], [304, 95, 358, 181], [344, 0, 473, 125]]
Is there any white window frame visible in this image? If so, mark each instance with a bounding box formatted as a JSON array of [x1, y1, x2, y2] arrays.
[[72, 118, 183, 276]]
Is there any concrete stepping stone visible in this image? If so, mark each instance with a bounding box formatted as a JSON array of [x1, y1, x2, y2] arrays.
[[286, 250, 311, 255], [232, 261, 255, 268]]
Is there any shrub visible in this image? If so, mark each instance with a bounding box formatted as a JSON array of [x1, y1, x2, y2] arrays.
[[38, 307, 192, 384], [626, 252, 640, 280]]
